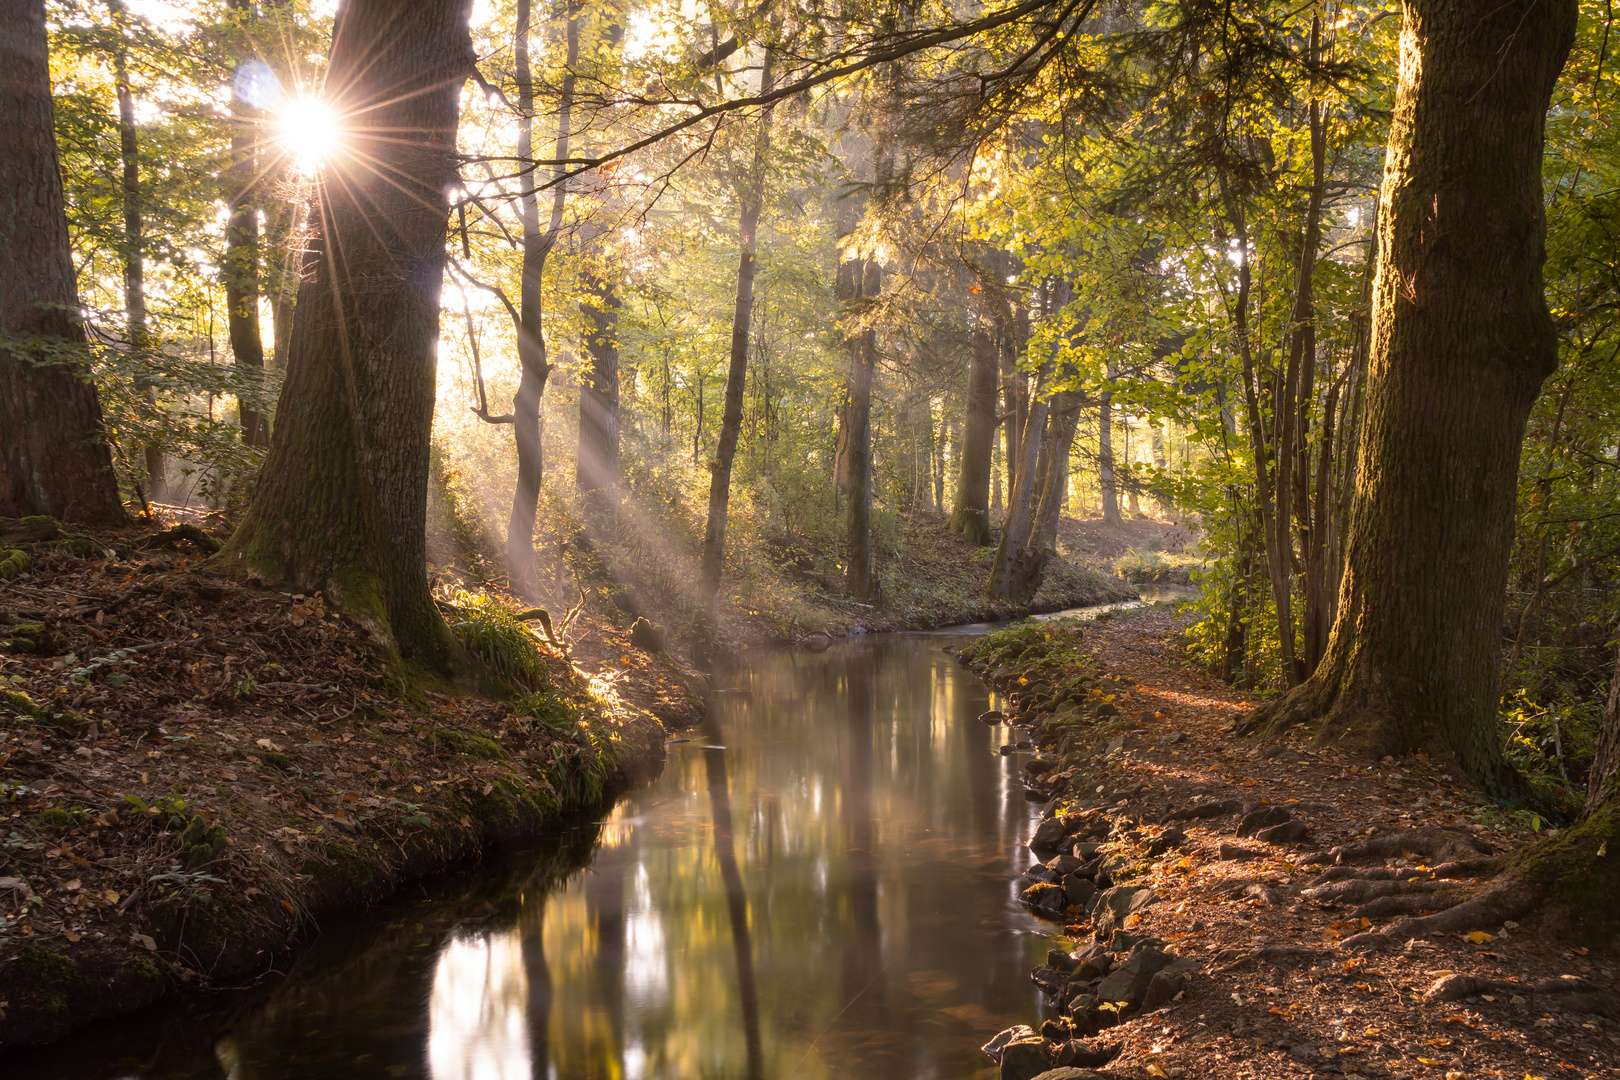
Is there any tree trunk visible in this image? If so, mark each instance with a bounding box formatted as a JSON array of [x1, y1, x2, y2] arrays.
[[988, 383, 1048, 601], [948, 307, 999, 545], [109, 13, 165, 501], [1586, 643, 1620, 816], [217, 0, 473, 664], [1246, 0, 1576, 790], [504, 0, 573, 599], [843, 257, 879, 602], [996, 390, 1080, 604], [0, 0, 125, 525], [576, 269, 620, 495], [700, 50, 775, 600], [1098, 385, 1121, 525], [224, 0, 267, 449]]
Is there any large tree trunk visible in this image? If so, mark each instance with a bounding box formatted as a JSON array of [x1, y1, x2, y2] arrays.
[[504, 0, 573, 599], [700, 52, 775, 599], [217, 0, 472, 663], [1245, 0, 1576, 790], [576, 268, 620, 496], [225, 0, 267, 448], [0, 0, 125, 525], [948, 306, 999, 545]]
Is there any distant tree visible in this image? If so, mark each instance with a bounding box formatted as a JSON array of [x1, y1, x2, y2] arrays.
[[0, 0, 125, 525]]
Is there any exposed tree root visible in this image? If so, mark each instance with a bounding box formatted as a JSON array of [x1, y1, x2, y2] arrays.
[[1349, 888, 1469, 922], [1301, 829, 1494, 867], [1312, 858, 1494, 885], [1304, 874, 1484, 906], [1341, 881, 1538, 949]]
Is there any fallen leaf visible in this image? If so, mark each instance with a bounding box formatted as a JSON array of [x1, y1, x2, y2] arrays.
[[104, 889, 119, 903], [1464, 931, 1492, 944], [64, 879, 81, 891], [219, 771, 237, 781], [64, 931, 81, 942], [131, 932, 156, 950], [1417, 1057, 1443, 1066], [1144, 1065, 1169, 1079]]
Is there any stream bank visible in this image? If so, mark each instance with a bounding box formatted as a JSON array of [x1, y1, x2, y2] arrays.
[[0, 521, 688, 1049], [957, 611, 1618, 1080]]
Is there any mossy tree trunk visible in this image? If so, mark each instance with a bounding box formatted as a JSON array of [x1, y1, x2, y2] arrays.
[[0, 0, 125, 525], [1248, 0, 1576, 789], [218, 0, 473, 664]]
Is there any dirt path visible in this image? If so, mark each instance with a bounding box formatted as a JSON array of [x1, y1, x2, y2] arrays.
[[964, 609, 1618, 1080]]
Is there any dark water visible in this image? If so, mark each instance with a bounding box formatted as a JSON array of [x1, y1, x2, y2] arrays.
[[11, 625, 1087, 1080]]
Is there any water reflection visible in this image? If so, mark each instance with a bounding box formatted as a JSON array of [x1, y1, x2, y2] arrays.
[[9, 630, 1057, 1080]]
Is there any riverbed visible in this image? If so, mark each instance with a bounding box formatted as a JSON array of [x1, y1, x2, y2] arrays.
[[6, 603, 1187, 1079]]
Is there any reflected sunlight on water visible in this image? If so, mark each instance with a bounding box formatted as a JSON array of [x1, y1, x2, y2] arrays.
[[18, 620, 1095, 1080], [428, 935, 532, 1080]]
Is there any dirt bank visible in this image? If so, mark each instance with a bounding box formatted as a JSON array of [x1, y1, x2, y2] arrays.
[[0, 517, 694, 1048], [956, 610, 1618, 1080]]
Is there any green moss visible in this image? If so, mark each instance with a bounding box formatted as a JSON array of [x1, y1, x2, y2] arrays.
[[38, 807, 90, 828], [432, 728, 508, 762], [178, 815, 228, 869], [1508, 802, 1620, 944], [10, 947, 75, 1016], [0, 548, 28, 580]]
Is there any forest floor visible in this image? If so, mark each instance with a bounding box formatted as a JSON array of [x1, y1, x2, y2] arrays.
[[960, 608, 1619, 1080], [0, 512, 699, 1048]]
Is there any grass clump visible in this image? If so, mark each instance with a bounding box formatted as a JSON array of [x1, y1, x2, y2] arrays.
[[1113, 548, 1198, 585], [444, 589, 551, 689], [511, 689, 580, 730]]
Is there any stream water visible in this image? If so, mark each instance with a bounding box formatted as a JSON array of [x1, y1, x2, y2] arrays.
[[11, 592, 1188, 1080]]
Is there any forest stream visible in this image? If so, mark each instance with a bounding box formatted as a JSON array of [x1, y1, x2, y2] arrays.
[[6, 600, 1171, 1080]]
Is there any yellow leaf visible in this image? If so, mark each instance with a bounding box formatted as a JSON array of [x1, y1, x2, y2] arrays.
[[1417, 1058, 1443, 1066], [1144, 1066, 1169, 1079], [1465, 931, 1492, 944]]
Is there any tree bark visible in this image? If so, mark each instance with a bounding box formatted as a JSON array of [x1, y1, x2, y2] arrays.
[[842, 257, 880, 602], [576, 268, 620, 495], [948, 305, 999, 545], [1098, 384, 1120, 525], [988, 381, 1048, 601], [109, 9, 164, 500], [217, 0, 473, 663], [1586, 643, 1620, 816], [1246, 0, 1576, 789], [700, 50, 775, 599], [225, 0, 267, 448], [0, 0, 125, 525], [504, 0, 573, 599]]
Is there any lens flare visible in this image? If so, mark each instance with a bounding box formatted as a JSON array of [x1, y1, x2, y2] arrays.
[[275, 96, 341, 175]]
